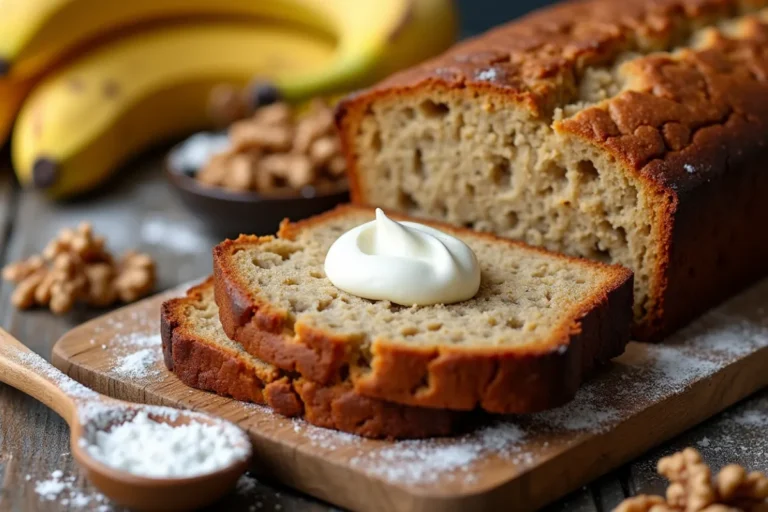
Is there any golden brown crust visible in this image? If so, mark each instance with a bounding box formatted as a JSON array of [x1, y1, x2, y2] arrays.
[[335, 0, 768, 341], [213, 205, 634, 413], [161, 278, 464, 439]]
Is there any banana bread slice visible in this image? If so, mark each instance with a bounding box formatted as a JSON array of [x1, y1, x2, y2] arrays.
[[335, 0, 768, 341], [161, 278, 465, 439], [213, 205, 633, 414]]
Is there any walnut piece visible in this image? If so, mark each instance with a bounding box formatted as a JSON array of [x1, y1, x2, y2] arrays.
[[114, 251, 155, 303], [2, 224, 156, 314], [613, 495, 671, 512], [42, 222, 110, 264], [2, 255, 44, 283], [614, 449, 768, 512], [230, 121, 292, 153], [658, 448, 716, 511], [196, 96, 346, 194], [84, 263, 117, 307]]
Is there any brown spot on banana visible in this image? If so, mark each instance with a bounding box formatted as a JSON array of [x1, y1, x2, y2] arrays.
[[32, 158, 59, 189], [103, 80, 120, 98], [68, 78, 85, 92]]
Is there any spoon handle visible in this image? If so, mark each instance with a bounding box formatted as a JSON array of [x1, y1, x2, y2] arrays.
[[0, 327, 83, 422]]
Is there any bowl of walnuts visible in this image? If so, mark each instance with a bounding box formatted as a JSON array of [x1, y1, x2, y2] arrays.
[[166, 96, 349, 238]]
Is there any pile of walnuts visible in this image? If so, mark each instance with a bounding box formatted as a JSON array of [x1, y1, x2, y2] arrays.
[[200, 84, 346, 193], [616, 448, 768, 512], [2, 223, 156, 314]]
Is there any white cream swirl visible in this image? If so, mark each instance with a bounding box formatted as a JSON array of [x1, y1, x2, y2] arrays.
[[324, 209, 481, 306]]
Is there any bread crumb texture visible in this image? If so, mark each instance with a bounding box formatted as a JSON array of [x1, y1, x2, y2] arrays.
[[227, 209, 619, 353], [162, 279, 465, 438], [338, 0, 768, 340]]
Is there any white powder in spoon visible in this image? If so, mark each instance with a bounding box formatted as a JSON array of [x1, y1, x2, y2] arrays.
[[79, 410, 250, 478]]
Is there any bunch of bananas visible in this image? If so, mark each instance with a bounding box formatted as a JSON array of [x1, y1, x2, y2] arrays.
[[0, 0, 457, 198]]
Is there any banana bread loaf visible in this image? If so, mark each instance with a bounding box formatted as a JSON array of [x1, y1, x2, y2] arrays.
[[213, 205, 633, 413], [336, 0, 768, 341], [161, 278, 466, 439]]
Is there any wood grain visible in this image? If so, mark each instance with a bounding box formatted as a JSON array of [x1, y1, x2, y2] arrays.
[[52, 275, 768, 512]]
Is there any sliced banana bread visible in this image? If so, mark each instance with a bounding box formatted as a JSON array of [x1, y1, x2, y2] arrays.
[[335, 0, 768, 341], [161, 278, 465, 439], [213, 205, 633, 414]]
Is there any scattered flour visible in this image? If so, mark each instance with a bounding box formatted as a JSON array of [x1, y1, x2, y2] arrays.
[[99, 280, 204, 382], [348, 422, 526, 484], [284, 417, 528, 485], [290, 418, 359, 450], [529, 387, 620, 432], [730, 408, 768, 429], [16, 352, 98, 399], [32, 468, 111, 511], [111, 348, 160, 379], [667, 309, 768, 361], [111, 332, 161, 349], [79, 408, 250, 478], [34, 474, 67, 499], [237, 474, 259, 494], [475, 68, 499, 81], [106, 331, 162, 380], [632, 346, 720, 399]]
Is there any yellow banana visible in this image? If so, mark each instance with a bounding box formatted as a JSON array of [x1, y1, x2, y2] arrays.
[[0, 78, 30, 146], [274, 0, 459, 100], [12, 22, 336, 198], [0, 0, 457, 101]]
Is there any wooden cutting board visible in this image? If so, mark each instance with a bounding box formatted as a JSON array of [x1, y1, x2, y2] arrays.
[[52, 279, 768, 512]]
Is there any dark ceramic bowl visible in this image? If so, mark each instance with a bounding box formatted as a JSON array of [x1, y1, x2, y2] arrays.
[[166, 158, 349, 238]]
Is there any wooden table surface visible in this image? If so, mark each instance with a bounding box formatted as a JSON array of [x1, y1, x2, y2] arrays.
[[1, 3, 767, 511]]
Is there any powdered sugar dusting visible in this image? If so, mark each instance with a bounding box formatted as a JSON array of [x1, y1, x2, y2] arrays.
[[666, 304, 768, 362], [112, 348, 160, 379], [531, 387, 620, 432], [15, 351, 98, 399], [99, 279, 203, 381], [32, 467, 111, 510], [283, 416, 530, 485], [355, 422, 527, 483], [475, 68, 499, 81], [290, 418, 359, 449], [106, 330, 162, 381], [730, 408, 768, 428], [111, 331, 162, 349], [629, 345, 721, 399]]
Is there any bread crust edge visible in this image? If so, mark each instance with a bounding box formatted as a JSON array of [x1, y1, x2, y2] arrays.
[[213, 205, 634, 414], [161, 278, 463, 438]]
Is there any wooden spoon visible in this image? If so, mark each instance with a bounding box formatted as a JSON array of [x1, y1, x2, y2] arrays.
[[0, 327, 252, 512]]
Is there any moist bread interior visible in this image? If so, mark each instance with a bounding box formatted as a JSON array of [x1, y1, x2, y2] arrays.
[[344, 7, 768, 326], [178, 285, 279, 380], [228, 210, 621, 360]]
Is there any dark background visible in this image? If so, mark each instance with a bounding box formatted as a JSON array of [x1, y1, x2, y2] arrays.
[[458, 0, 558, 36]]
